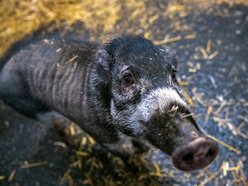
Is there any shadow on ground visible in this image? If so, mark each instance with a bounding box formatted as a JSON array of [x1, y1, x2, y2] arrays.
[[0, 1, 247, 185]]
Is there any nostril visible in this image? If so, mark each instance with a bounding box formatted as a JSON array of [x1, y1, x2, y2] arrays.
[[206, 149, 215, 158], [182, 152, 194, 164]]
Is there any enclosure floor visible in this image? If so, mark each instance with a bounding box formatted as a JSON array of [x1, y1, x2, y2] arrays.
[[0, 1, 247, 185]]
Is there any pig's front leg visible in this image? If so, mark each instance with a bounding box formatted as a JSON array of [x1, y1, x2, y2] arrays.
[[103, 135, 150, 162], [39, 112, 149, 162]]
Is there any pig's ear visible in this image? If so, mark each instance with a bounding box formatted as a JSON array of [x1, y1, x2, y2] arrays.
[[162, 46, 177, 70], [95, 48, 112, 81], [95, 48, 110, 72]]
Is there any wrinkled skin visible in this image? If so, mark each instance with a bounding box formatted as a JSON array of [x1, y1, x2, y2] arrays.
[[0, 35, 218, 171]]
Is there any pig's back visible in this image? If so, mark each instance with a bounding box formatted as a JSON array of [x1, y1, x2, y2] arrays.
[[0, 36, 98, 119]]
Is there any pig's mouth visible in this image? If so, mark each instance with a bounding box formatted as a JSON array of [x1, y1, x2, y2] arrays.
[[171, 137, 219, 171]]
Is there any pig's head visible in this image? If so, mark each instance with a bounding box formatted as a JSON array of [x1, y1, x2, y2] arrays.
[[96, 35, 218, 171]]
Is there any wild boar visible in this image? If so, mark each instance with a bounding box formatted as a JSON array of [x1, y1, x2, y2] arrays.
[[0, 35, 218, 171]]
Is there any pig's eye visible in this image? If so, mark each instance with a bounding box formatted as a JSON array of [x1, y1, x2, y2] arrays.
[[122, 72, 135, 86]]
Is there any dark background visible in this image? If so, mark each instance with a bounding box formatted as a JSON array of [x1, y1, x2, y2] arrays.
[[0, 0, 247, 185]]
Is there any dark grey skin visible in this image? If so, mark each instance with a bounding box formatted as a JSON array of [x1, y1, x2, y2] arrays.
[[0, 35, 218, 171]]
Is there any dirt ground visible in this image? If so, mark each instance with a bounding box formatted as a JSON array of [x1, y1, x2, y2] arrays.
[[0, 0, 247, 186]]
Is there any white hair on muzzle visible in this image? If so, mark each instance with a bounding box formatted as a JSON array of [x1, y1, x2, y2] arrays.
[[151, 88, 187, 113]]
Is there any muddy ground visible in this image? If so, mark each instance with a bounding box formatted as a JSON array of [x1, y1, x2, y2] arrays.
[[0, 1, 247, 186]]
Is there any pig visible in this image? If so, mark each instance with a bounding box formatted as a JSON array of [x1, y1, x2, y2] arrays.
[[0, 35, 218, 171]]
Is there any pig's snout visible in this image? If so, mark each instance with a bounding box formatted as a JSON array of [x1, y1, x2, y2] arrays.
[[172, 137, 219, 171]]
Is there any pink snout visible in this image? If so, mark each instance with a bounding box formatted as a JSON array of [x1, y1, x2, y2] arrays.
[[172, 137, 219, 171]]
